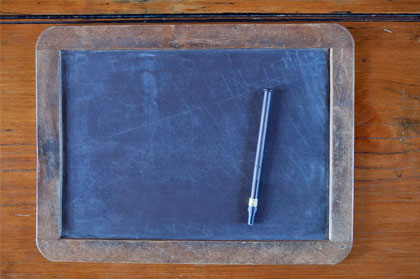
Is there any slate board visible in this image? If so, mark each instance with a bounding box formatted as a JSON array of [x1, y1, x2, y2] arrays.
[[61, 49, 330, 241]]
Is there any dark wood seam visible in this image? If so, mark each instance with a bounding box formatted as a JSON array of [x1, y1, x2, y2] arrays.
[[1, 13, 420, 24]]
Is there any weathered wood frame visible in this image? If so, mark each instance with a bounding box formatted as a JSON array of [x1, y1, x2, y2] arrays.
[[36, 24, 354, 264]]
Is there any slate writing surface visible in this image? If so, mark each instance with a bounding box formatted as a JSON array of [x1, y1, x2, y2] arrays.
[[61, 49, 330, 240]]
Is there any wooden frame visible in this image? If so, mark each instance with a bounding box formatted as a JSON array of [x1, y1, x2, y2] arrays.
[[36, 24, 354, 264]]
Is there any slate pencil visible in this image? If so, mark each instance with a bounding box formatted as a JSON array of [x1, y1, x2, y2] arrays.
[[248, 89, 273, 225]]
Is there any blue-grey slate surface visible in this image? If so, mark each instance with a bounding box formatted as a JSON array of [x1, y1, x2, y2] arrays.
[[61, 49, 330, 240]]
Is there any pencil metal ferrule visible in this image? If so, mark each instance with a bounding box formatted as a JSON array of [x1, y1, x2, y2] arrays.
[[248, 198, 258, 207]]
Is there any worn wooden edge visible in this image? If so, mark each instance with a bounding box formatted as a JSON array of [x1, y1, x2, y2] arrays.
[[36, 24, 354, 50], [36, 23, 354, 264], [36, 238, 353, 265], [36, 49, 62, 240], [329, 46, 354, 241]]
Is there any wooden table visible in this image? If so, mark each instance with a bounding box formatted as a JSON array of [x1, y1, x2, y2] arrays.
[[1, 2, 419, 278]]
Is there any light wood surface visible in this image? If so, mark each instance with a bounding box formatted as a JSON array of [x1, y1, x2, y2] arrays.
[[1, 0, 420, 15], [1, 22, 420, 278]]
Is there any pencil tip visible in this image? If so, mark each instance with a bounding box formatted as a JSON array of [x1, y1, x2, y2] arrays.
[[248, 206, 257, 225]]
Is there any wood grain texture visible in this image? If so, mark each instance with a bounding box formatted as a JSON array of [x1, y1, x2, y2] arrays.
[[1, 0, 420, 15], [1, 22, 419, 277]]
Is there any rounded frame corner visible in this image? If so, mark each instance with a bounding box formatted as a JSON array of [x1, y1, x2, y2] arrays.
[[36, 26, 59, 50], [36, 238, 60, 262], [330, 240, 353, 265], [330, 24, 355, 49]]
